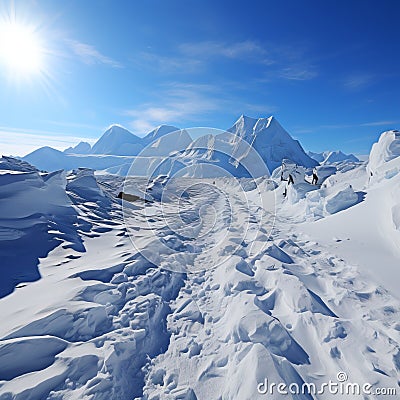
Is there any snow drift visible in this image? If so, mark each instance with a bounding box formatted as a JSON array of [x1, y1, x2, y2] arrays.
[[368, 129, 400, 176], [0, 157, 80, 298]]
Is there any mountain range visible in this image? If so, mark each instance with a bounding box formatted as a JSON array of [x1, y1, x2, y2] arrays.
[[24, 116, 324, 176], [308, 150, 359, 164]]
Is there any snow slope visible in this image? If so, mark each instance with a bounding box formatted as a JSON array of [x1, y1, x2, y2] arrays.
[[297, 130, 400, 295]]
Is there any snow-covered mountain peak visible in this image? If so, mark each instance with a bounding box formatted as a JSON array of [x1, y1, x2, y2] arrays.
[[228, 115, 258, 139], [226, 115, 317, 172], [91, 124, 143, 156], [64, 141, 91, 155], [143, 125, 180, 145], [254, 116, 292, 140], [100, 124, 138, 140], [228, 115, 291, 143], [237, 114, 259, 125], [324, 150, 359, 164], [253, 115, 274, 132], [308, 150, 360, 165], [140, 127, 192, 157]]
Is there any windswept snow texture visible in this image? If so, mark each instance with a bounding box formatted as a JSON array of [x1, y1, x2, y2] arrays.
[[23, 116, 316, 176], [0, 157, 82, 298], [1, 128, 400, 399]]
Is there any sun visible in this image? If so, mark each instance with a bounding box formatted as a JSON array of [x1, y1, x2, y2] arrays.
[[0, 22, 43, 77]]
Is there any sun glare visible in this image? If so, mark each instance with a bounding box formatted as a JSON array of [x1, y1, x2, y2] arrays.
[[0, 22, 43, 77]]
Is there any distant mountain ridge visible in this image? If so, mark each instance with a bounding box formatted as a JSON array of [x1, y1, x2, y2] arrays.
[[62, 124, 185, 157], [64, 141, 91, 155], [308, 150, 359, 164], [24, 116, 319, 176]]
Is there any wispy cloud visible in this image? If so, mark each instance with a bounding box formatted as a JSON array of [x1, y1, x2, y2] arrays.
[[319, 123, 355, 130], [179, 40, 272, 63], [41, 119, 104, 132], [137, 40, 317, 81], [360, 120, 400, 127], [136, 52, 202, 74], [136, 40, 272, 74], [280, 66, 318, 81], [321, 120, 399, 130], [124, 83, 221, 133], [293, 119, 400, 135], [343, 74, 374, 90], [292, 128, 315, 134], [66, 39, 122, 68], [123, 82, 278, 134]]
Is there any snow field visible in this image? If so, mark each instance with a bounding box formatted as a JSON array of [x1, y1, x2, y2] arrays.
[[1, 128, 400, 399]]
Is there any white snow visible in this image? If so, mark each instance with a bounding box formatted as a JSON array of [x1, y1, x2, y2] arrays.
[[368, 129, 400, 176], [324, 184, 359, 214], [1, 126, 400, 400]]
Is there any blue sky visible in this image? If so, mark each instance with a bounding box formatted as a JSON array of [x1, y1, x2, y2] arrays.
[[0, 0, 399, 156]]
